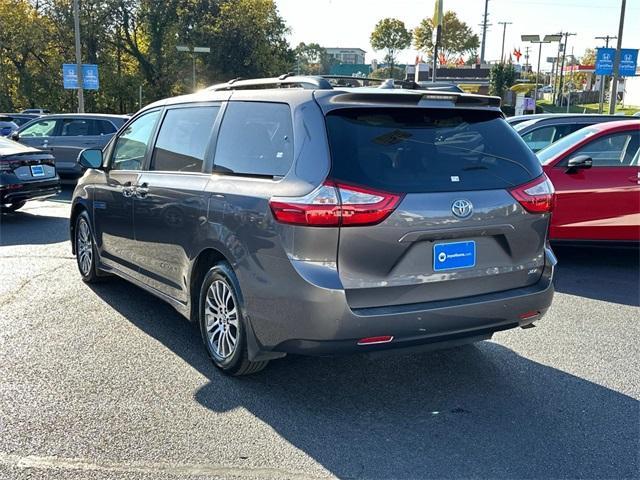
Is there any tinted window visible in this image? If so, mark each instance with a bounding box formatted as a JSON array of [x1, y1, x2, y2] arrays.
[[567, 132, 640, 167], [536, 126, 599, 165], [20, 119, 57, 137], [326, 108, 542, 193], [521, 125, 556, 152], [111, 110, 160, 171], [214, 102, 293, 176], [151, 106, 219, 172], [60, 119, 117, 136]]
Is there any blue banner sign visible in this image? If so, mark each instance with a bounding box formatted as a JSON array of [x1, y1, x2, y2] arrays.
[[595, 48, 614, 75], [62, 64, 100, 90], [619, 49, 638, 77]]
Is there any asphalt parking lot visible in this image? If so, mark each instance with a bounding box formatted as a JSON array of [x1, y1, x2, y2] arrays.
[[0, 187, 638, 480]]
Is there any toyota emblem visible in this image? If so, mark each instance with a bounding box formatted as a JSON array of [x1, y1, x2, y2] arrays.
[[452, 199, 473, 219]]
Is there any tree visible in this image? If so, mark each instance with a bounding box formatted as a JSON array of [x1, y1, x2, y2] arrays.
[[370, 18, 411, 76], [294, 42, 334, 75], [413, 11, 479, 64], [489, 62, 516, 99]]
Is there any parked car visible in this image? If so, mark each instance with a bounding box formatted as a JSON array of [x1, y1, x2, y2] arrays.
[[70, 75, 556, 375], [0, 115, 19, 137], [13, 113, 129, 176], [539, 85, 554, 93], [512, 114, 640, 152], [0, 136, 60, 212], [537, 120, 639, 245], [506, 113, 556, 127], [1, 113, 41, 127], [21, 108, 50, 114]]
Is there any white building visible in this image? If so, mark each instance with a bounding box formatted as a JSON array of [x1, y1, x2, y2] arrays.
[[326, 48, 366, 65]]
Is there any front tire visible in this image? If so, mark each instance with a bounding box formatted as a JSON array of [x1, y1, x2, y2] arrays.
[[75, 211, 101, 283], [199, 262, 268, 376]]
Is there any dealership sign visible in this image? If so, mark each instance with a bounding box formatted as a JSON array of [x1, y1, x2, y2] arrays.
[[595, 48, 638, 76], [62, 64, 100, 89]]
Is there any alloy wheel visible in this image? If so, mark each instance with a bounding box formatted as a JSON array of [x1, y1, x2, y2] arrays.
[[204, 279, 239, 359], [76, 218, 93, 276]]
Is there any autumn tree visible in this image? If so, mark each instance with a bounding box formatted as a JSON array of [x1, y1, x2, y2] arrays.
[[413, 11, 479, 64], [370, 18, 412, 77]]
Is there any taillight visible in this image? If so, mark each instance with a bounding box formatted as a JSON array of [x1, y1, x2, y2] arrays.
[[509, 175, 554, 214], [269, 181, 403, 227]]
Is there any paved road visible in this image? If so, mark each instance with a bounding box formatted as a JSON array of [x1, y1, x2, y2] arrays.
[[1, 189, 638, 480]]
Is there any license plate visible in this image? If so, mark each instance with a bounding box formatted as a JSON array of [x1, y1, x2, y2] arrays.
[[30, 165, 45, 177], [434, 241, 476, 271]]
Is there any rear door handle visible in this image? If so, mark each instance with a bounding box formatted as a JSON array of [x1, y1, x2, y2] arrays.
[[134, 182, 149, 198]]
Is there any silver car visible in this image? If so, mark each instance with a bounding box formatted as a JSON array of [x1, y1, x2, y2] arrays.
[[14, 113, 129, 176], [70, 75, 556, 375]]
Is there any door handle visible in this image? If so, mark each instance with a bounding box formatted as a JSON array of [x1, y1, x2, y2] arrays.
[[122, 181, 134, 197], [629, 173, 640, 184], [134, 182, 149, 198]]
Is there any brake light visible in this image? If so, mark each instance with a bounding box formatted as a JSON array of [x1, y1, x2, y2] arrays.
[[509, 175, 554, 214], [269, 181, 403, 227]]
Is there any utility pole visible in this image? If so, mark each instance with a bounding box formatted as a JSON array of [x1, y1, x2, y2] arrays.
[[524, 46, 530, 70], [556, 32, 576, 107], [432, 0, 443, 82], [552, 32, 563, 104], [498, 21, 512, 63], [480, 0, 490, 65], [567, 46, 574, 113], [595, 34, 617, 113], [72, 0, 84, 113], [609, 0, 626, 114]]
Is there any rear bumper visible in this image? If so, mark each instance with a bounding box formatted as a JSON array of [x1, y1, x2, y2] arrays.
[[246, 247, 556, 359], [0, 177, 61, 204]]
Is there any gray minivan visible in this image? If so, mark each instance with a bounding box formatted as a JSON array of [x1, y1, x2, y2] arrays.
[[71, 76, 556, 375], [14, 114, 128, 176]]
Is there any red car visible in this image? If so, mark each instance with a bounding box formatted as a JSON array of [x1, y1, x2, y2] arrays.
[[536, 120, 639, 245]]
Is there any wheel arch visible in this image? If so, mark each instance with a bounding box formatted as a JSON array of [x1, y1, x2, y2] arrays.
[[69, 201, 90, 255]]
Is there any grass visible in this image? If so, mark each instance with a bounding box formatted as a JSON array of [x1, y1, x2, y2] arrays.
[[538, 100, 640, 115]]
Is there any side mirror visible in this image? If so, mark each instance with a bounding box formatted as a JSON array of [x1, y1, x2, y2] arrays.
[[11, 132, 19, 141], [566, 154, 592, 173], [78, 148, 103, 169]]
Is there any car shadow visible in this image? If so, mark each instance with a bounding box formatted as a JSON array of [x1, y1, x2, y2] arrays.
[[553, 246, 639, 307], [0, 211, 69, 246], [88, 278, 638, 479]]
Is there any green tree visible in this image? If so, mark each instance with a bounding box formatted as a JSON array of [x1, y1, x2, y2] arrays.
[[489, 62, 516, 98], [370, 18, 411, 77], [413, 11, 479, 64], [294, 42, 334, 75]]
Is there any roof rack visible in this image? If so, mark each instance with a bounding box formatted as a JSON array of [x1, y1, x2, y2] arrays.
[[208, 74, 333, 91]]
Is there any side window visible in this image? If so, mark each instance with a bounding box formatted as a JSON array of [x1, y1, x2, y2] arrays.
[[214, 102, 294, 177], [570, 132, 640, 167], [60, 118, 90, 136], [521, 126, 556, 152], [19, 119, 58, 137], [110, 110, 160, 171], [553, 124, 584, 142], [151, 106, 220, 172], [93, 120, 117, 135]]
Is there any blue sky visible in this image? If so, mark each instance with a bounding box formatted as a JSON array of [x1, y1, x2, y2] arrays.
[[274, 0, 639, 70]]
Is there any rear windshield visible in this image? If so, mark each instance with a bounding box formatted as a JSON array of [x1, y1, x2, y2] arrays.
[[326, 108, 542, 193]]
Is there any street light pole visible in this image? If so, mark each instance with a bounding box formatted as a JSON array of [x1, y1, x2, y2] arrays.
[[556, 32, 576, 107], [609, 0, 626, 114], [177, 45, 211, 92], [72, 0, 84, 113], [522, 34, 562, 114]]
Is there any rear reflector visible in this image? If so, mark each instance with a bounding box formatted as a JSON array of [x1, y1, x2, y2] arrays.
[[509, 174, 554, 214], [269, 181, 403, 227], [518, 311, 540, 320], [357, 335, 394, 345]]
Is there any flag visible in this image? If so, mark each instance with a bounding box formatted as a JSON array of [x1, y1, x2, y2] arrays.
[[456, 57, 465, 66], [438, 53, 446, 65], [513, 48, 522, 62]]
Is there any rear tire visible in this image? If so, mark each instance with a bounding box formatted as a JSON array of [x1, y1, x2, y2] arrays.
[[199, 262, 268, 376], [74, 211, 101, 283], [1, 201, 26, 213]]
